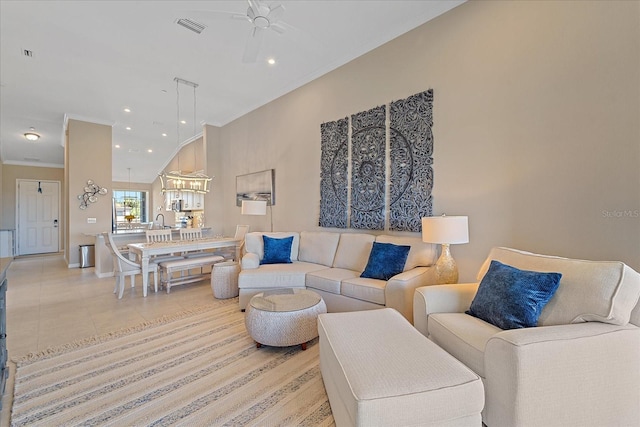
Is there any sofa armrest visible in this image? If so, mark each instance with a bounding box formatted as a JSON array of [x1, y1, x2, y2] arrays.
[[413, 283, 479, 336], [484, 323, 640, 426], [241, 252, 260, 270], [384, 266, 436, 324]]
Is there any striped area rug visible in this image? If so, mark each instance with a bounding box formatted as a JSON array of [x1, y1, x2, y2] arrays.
[[11, 299, 335, 426]]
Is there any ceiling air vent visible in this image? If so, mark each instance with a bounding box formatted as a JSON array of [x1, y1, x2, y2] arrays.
[[175, 18, 206, 34]]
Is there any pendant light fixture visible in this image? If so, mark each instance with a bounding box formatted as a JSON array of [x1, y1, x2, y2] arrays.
[[159, 77, 212, 194]]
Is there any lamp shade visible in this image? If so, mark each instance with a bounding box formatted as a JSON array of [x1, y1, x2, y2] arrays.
[[241, 200, 267, 216], [421, 216, 469, 244]]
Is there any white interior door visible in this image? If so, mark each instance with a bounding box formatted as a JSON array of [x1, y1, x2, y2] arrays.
[[17, 180, 60, 255]]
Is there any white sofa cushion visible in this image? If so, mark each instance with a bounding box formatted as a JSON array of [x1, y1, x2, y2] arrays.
[[375, 235, 436, 271], [306, 267, 360, 295], [428, 313, 501, 378], [478, 247, 640, 326], [298, 231, 340, 267], [341, 277, 386, 305], [238, 261, 324, 289], [244, 232, 300, 262], [332, 233, 375, 272]]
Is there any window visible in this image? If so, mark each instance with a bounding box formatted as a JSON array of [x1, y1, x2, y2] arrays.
[[113, 190, 148, 223]]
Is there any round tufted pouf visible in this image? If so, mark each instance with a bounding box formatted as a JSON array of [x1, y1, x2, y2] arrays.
[[245, 289, 327, 350], [211, 261, 240, 299]]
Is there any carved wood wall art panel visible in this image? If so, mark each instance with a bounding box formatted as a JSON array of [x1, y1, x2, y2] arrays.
[[350, 105, 386, 230], [319, 118, 348, 228], [319, 89, 433, 232]]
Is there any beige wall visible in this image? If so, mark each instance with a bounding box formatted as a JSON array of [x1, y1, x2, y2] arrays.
[[0, 164, 65, 249], [66, 119, 112, 266], [210, 0, 639, 280], [204, 124, 224, 234]]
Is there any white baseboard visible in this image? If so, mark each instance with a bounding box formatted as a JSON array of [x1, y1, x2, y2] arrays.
[[95, 271, 114, 278]]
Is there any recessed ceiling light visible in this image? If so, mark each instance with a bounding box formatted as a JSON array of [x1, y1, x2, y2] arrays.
[[267, 58, 276, 65], [162, 133, 167, 137], [24, 132, 40, 141], [147, 149, 153, 153], [180, 120, 186, 124], [125, 126, 132, 130], [123, 107, 131, 113], [115, 144, 121, 148]]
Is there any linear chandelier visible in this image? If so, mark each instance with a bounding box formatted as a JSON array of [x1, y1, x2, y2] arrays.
[[160, 77, 212, 194], [159, 171, 212, 194]]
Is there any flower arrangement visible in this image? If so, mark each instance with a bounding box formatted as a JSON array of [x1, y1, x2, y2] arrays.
[[124, 214, 135, 223]]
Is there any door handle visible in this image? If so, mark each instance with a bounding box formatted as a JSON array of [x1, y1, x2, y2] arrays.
[[53, 219, 58, 228]]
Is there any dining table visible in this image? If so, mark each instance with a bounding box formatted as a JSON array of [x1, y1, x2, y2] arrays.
[[127, 237, 241, 297]]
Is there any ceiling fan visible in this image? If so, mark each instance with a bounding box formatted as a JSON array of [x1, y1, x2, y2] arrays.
[[181, 0, 289, 63], [238, 0, 287, 62]]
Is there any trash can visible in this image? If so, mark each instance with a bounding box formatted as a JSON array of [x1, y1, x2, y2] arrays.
[[79, 244, 95, 268]]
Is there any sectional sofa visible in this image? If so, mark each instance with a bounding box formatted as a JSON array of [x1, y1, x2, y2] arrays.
[[238, 231, 437, 322]]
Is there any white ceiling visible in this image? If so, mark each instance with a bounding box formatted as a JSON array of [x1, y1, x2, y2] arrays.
[[0, 0, 464, 183]]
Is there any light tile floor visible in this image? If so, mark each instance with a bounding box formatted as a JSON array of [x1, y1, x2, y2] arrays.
[[0, 253, 221, 426]]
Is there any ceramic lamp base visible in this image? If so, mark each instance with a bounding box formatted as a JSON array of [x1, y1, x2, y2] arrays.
[[434, 243, 459, 284]]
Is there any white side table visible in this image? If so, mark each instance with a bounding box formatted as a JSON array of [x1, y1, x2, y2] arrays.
[[245, 289, 327, 350]]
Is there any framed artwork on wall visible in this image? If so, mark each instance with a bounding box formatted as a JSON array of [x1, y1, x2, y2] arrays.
[[236, 169, 275, 207]]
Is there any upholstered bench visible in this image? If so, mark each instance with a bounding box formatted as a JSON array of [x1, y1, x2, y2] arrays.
[[159, 255, 224, 293], [318, 308, 484, 427]]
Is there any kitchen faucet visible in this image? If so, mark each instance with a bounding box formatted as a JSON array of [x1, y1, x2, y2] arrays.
[[155, 213, 165, 229]]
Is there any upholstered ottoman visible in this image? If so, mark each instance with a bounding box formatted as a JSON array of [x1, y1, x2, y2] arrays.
[[246, 288, 327, 350], [318, 308, 484, 427], [211, 261, 240, 299]]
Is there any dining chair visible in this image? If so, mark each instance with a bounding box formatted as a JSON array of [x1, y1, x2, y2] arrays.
[[180, 227, 206, 263], [145, 229, 184, 263], [103, 232, 159, 298], [146, 229, 173, 242], [179, 227, 203, 241]]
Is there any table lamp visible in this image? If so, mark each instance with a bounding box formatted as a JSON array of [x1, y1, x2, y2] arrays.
[[421, 215, 469, 284]]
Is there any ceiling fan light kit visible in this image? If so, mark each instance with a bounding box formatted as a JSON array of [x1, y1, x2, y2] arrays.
[[24, 132, 40, 141]]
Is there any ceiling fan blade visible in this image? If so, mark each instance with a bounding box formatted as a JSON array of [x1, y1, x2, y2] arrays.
[[243, 27, 264, 63], [231, 13, 250, 22], [268, 4, 285, 22], [270, 23, 286, 34], [247, 0, 262, 17]]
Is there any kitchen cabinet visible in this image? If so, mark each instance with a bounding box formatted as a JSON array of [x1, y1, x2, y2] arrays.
[[182, 192, 203, 210], [164, 191, 204, 211]]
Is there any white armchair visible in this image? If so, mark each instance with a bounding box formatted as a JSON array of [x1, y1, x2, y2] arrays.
[[413, 247, 640, 427]]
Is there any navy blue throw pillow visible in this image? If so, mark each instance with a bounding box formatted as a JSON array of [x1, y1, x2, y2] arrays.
[[466, 260, 562, 330], [260, 235, 293, 265], [360, 242, 410, 281]]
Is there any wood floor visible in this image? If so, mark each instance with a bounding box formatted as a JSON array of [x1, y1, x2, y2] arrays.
[[0, 253, 222, 426]]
